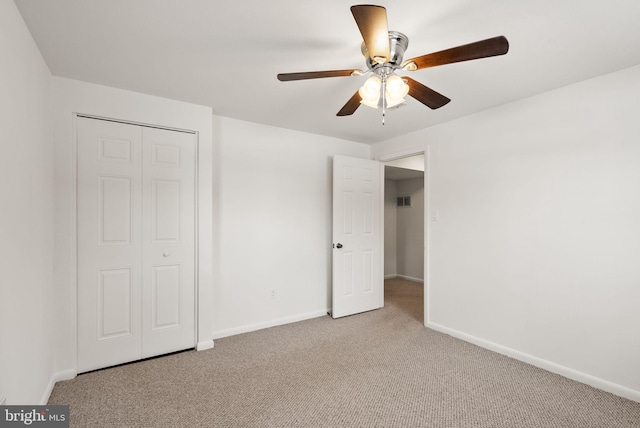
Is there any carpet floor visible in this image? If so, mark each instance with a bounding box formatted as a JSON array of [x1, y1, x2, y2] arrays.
[[49, 278, 640, 427]]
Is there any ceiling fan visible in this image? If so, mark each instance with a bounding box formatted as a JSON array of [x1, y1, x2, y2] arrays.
[[277, 4, 509, 122]]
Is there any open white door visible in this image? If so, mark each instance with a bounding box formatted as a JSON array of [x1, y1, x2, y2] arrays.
[[332, 155, 383, 318]]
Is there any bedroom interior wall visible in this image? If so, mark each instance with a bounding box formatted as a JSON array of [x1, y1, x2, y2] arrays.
[[212, 116, 370, 338], [0, 1, 55, 405], [384, 176, 425, 281], [395, 177, 424, 281], [51, 77, 214, 378], [384, 178, 398, 277], [371, 64, 640, 401], [6, 0, 639, 403]]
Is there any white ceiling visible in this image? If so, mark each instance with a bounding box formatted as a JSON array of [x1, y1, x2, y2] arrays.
[[385, 166, 423, 181], [14, 0, 640, 144]]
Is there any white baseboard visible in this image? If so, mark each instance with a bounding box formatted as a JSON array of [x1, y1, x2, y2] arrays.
[[196, 340, 214, 351], [385, 274, 424, 283], [212, 309, 328, 340], [397, 274, 424, 283], [427, 322, 640, 403], [40, 369, 76, 405]]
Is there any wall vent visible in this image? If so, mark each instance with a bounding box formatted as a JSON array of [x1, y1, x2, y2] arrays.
[[397, 196, 412, 207]]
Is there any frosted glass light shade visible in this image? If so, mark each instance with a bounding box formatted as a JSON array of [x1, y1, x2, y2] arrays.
[[359, 75, 381, 108], [385, 74, 409, 107]]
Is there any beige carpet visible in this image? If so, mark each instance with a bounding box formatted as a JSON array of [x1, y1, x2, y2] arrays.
[[49, 278, 640, 427]]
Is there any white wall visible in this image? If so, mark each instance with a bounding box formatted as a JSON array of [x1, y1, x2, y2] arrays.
[[212, 116, 370, 338], [51, 77, 214, 375], [384, 179, 398, 277], [384, 176, 425, 281], [395, 177, 424, 281], [0, 1, 54, 404], [372, 64, 640, 401]]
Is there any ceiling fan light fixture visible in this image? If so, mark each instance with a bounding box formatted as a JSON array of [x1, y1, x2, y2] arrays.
[[358, 75, 382, 108], [360, 98, 380, 109], [386, 75, 409, 100], [403, 61, 418, 71], [373, 55, 388, 64], [384, 74, 409, 108], [277, 5, 509, 119], [385, 97, 405, 108]]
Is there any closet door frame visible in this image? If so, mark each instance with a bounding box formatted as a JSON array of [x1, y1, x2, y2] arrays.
[[72, 113, 202, 372]]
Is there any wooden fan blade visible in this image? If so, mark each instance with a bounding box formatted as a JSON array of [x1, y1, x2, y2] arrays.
[[277, 70, 360, 81], [404, 77, 451, 110], [337, 91, 362, 116], [402, 36, 509, 71], [351, 5, 390, 64]]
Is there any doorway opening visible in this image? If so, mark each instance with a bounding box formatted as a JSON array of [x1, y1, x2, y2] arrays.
[[383, 154, 425, 323]]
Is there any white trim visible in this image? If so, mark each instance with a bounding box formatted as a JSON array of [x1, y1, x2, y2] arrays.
[[75, 113, 196, 134], [396, 274, 424, 283], [212, 310, 327, 340], [378, 148, 426, 162], [70, 114, 79, 370], [377, 147, 429, 325], [384, 274, 397, 279], [193, 131, 201, 351], [40, 369, 76, 405], [427, 322, 640, 403], [196, 340, 214, 351], [424, 146, 430, 327], [378, 161, 385, 309]]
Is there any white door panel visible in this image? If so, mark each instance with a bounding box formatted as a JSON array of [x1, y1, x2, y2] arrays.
[[77, 117, 195, 373], [332, 155, 383, 318], [77, 119, 143, 373], [141, 126, 195, 358]]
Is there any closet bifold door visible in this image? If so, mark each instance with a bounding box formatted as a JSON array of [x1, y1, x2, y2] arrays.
[[76, 117, 196, 373], [140, 126, 195, 359], [77, 118, 144, 373]]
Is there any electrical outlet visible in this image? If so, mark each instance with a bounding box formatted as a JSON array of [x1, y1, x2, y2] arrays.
[[0, 395, 6, 405], [270, 289, 276, 299]]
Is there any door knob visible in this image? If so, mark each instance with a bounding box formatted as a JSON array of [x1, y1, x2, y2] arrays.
[[336, 243, 343, 249], [163, 252, 170, 257]]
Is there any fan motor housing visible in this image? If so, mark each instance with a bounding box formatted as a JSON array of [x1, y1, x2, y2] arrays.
[[361, 31, 409, 68]]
